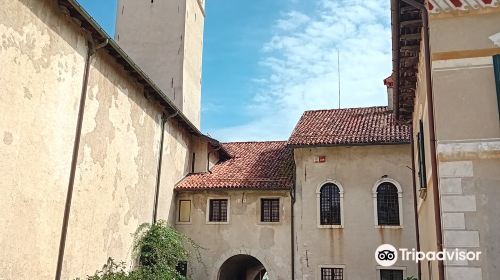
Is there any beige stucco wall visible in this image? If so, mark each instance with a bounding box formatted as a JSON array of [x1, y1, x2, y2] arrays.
[[0, 0, 209, 278], [411, 9, 500, 280], [410, 10, 500, 280], [293, 145, 418, 279], [115, 0, 204, 128], [175, 190, 292, 280], [0, 0, 87, 278], [430, 8, 500, 53]]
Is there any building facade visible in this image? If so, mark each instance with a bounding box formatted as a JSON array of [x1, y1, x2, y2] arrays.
[[173, 108, 419, 280], [391, 1, 500, 279], [0, 0, 221, 279]]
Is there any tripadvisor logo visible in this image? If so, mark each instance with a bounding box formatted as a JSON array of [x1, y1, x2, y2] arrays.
[[375, 244, 482, 266]]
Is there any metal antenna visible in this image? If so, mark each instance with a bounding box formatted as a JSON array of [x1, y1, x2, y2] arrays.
[[337, 48, 341, 109]]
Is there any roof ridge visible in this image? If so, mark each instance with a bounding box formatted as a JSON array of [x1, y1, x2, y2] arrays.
[[303, 106, 389, 114], [222, 140, 288, 144]]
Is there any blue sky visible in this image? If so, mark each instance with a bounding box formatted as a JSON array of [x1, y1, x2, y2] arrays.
[[77, 0, 392, 142]]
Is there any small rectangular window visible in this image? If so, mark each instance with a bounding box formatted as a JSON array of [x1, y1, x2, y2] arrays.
[[261, 199, 280, 222], [178, 200, 191, 223], [380, 269, 403, 280], [321, 267, 343, 280], [209, 199, 228, 222]]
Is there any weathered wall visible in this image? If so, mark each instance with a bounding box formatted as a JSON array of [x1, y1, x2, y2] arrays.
[[115, 0, 204, 128], [0, 0, 207, 278], [115, 0, 185, 114], [0, 0, 86, 278], [61, 50, 164, 278], [182, 0, 204, 128], [293, 145, 418, 279], [175, 190, 292, 280]]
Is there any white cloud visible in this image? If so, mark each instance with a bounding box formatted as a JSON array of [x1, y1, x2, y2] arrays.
[[211, 0, 392, 142]]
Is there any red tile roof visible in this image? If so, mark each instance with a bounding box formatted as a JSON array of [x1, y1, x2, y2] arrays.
[[176, 141, 294, 190], [288, 106, 410, 146]]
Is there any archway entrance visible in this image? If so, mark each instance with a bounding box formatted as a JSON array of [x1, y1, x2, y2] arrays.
[[218, 254, 269, 280]]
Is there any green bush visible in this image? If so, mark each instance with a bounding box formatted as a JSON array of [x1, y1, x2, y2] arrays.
[[77, 221, 197, 280]]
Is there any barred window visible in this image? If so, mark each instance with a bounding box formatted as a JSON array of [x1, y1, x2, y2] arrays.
[[377, 183, 400, 225], [321, 267, 343, 280], [209, 199, 228, 222], [261, 199, 280, 222], [320, 183, 341, 225], [380, 269, 403, 280]]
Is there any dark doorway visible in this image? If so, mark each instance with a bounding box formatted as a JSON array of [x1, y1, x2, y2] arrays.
[[218, 254, 269, 280]]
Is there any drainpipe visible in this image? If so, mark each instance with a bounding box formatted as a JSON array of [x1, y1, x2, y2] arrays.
[[152, 111, 178, 224], [55, 38, 108, 280], [400, 1, 444, 279], [410, 125, 422, 280], [290, 168, 296, 280]]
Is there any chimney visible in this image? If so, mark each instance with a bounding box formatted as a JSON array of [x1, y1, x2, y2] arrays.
[[383, 76, 394, 111]]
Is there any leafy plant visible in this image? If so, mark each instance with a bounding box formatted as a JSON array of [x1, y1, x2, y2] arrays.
[[77, 221, 198, 280]]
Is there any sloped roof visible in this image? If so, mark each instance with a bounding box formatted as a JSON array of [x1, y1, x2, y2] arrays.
[[176, 141, 294, 191], [288, 106, 410, 146]]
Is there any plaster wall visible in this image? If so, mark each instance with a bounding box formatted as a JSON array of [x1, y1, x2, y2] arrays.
[[0, 0, 206, 278], [175, 190, 292, 280], [0, 0, 87, 278], [293, 145, 418, 279], [115, 0, 203, 127]]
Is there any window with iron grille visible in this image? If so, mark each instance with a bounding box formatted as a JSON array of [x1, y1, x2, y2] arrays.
[[209, 199, 228, 222], [321, 267, 343, 280], [320, 183, 341, 225], [261, 198, 280, 222], [377, 183, 400, 225], [380, 269, 403, 280]]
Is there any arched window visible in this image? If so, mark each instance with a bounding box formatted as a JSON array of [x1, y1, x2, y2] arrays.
[[319, 183, 342, 225], [376, 182, 400, 226]]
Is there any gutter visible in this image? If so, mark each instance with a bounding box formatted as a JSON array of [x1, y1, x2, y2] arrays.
[[410, 125, 422, 280], [152, 112, 178, 224], [397, 1, 444, 279], [55, 38, 109, 280]]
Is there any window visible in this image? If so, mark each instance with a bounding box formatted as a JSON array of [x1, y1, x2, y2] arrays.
[[380, 269, 403, 280], [373, 178, 403, 227], [176, 261, 187, 277], [321, 267, 343, 280], [417, 120, 427, 189], [377, 183, 400, 225], [261, 198, 280, 222], [319, 183, 342, 225], [208, 199, 228, 222], [493, 54, 500, 121], [178, 200, 191, 223]]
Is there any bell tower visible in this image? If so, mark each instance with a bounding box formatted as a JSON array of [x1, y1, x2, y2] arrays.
[[115, 0, 205, 128]]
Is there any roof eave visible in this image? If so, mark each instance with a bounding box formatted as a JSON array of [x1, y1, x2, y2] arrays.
[[288, 141, 411, 148]]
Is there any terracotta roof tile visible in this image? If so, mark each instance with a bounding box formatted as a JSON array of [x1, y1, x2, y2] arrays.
[[176, 141, 293, 190], [288, 106, 410, 146]]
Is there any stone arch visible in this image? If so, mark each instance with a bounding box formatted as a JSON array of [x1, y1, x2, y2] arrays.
[[211, 248, 276, 280]]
